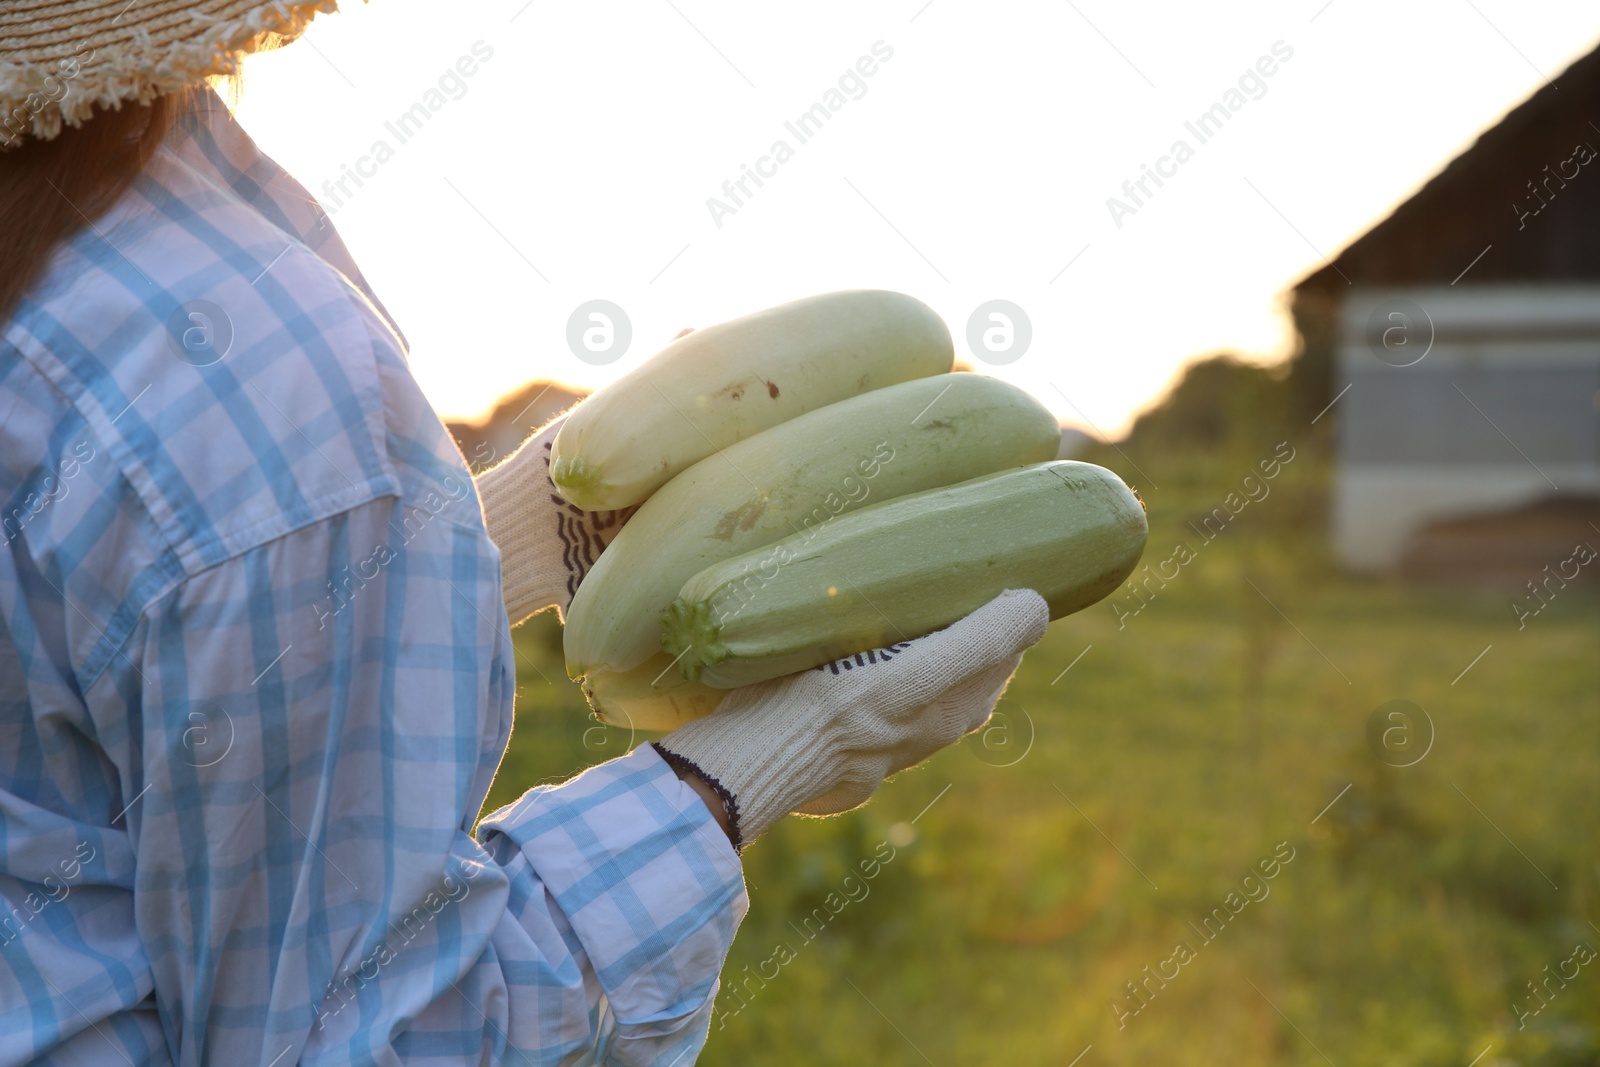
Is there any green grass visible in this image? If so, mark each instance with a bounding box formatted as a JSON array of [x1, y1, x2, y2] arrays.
[[481, 439, 1600, 1067]]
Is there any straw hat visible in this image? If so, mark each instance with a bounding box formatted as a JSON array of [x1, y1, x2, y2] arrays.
[[0, 0, 344, 149]]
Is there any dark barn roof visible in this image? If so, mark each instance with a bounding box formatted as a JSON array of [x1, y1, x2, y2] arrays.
[[1296, 42, 1600, 294]]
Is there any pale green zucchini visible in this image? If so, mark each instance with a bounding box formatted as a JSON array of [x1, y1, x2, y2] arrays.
[[660, 461, 1148, 688], [549, 290, 953, 511], [562, 373, 1061, 678], [580, 653, 725, 732]]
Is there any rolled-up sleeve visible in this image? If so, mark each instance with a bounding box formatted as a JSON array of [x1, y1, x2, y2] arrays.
[[470, 748, 747, 1064]]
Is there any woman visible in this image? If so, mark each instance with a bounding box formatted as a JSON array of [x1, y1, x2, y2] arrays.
[[0, 4, 1046, 1063]]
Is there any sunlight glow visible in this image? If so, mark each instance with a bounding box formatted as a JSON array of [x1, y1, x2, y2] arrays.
[[234, 0, 1600, 436]]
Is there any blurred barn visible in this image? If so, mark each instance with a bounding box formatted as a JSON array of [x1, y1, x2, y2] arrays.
[[1292, 46, 1600, 580]]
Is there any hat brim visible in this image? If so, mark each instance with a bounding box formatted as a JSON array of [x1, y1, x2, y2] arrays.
[[0, 0, 343, 149]]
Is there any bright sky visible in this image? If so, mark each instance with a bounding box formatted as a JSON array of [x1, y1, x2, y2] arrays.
[[235, 0, 1600, 437]]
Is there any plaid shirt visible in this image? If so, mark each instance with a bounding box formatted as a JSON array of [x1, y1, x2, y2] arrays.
[[0, 89, 745, 1066]]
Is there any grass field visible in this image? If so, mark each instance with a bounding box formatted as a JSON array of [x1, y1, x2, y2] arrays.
[[480, 437, 1600, 1067]]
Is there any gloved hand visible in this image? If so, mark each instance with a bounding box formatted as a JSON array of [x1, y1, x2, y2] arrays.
[[475, 413, 637, 626], [652, 588, 1049, 850]]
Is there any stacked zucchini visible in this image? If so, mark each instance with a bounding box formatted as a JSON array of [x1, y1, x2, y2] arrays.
[[555, 290, 1148, 730]]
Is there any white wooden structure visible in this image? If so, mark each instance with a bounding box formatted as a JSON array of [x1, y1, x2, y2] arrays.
[[1333, 285, 1600, 571]]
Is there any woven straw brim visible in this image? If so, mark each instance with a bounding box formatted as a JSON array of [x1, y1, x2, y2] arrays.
[[0, 0, 343, 149]]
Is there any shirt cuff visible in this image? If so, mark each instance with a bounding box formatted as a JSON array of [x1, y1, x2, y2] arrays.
[[477, 744, 747, 1044]]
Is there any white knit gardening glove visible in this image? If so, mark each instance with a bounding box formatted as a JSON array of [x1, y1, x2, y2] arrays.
[[475, 413, 637, 626], [652, 588, 1049, 850]]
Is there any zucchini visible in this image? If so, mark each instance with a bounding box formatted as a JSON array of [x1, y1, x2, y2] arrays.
[[549, 290, 953, 510], [580, 653, 725, 731], [661, 461, 1147, 687], [562, 373, 1061, 678]]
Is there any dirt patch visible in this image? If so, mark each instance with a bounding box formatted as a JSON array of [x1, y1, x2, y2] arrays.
[[711, 499, 769, 541]]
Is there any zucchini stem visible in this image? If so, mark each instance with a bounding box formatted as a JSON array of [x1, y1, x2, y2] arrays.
[[660, 599, 728, 681], [550, 454, 603, 505]]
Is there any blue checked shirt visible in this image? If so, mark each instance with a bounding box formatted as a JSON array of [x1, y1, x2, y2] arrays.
[[0, 88, 745, 1065]]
